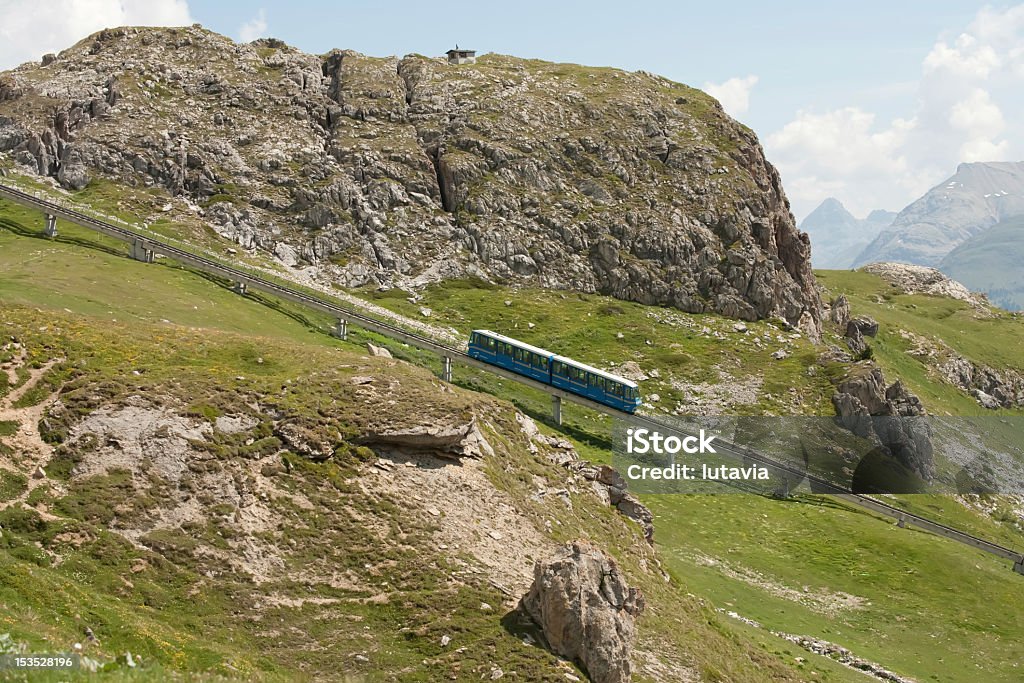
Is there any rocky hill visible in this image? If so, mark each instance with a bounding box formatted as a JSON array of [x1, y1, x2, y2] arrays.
[[853, 161, 1024, 268], [799, 198, 894, 269], [0, 24, 820, 335]]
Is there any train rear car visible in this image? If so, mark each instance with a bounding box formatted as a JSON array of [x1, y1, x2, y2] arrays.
[[468, 330, 554, 383]]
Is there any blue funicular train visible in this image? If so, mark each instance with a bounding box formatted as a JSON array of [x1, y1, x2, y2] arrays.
[[467, 329, 641, 413]]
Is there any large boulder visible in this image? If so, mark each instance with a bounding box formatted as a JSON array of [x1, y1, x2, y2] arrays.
[[523, 541, 644, 683], [829, 294, 851, 328], [832, 367, 933, 482], [847, 315, 878, 338]]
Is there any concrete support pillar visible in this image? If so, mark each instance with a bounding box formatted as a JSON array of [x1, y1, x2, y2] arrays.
[[552, 395, 562, 426], [897, 516, 906, 529], [232, 281, 247, 295], [442, 356, 453, 383], [334, 319, 348, 341], [44, 214, 57, 237], [1014, 557, 1024, 576], [130, 239, 154, 263]]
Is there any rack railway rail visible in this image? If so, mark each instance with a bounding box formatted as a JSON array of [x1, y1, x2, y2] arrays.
[[1, 181, 1021, 575]]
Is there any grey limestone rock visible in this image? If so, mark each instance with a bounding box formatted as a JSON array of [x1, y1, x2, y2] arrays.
[[0, 25, 821, 335], [523, 541, 644, 683]]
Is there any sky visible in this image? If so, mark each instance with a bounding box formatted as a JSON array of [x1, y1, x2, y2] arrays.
[[0, 1, 1022, 221]]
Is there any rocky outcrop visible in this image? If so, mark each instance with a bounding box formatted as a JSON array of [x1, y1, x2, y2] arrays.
[[832, 367, 933, 481], [842, 315, 878, 356], [860, 263, 988, 308], [847, 316, 878, 338], [517, 413, 655, 541], [775, 633, 916, 683], [357, 419, 495, 459], [941, 356, 1024, 409], [584, 465, 654, 542], [0, 25, 821, 333], [523, 541, 644, 683], [827, 295, 878, 356], [273, 421, 337, 461], [829, 294, 851, 328]]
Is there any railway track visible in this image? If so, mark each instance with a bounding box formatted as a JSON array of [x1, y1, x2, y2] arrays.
[[2, 181, 1022, 574]]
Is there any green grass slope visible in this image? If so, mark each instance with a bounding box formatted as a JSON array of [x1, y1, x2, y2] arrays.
[[0, 203, 874, 682], [817, 269, 1024, 416]]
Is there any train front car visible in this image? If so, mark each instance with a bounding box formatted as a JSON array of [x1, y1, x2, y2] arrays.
[[550, 356, 641, 413], [467, 330, 554, 383]]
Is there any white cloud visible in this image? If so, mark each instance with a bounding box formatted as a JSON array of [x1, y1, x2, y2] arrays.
[[238, 9, 268, 43], [769, 4, 1024, 219], [703, 75, 758, 117], [959, 137, 1010, 162], [0, 0, 192, 70], [923, 33, 1001, 79], [950, 88, 1005, 139], [768, 108, 929, 218]]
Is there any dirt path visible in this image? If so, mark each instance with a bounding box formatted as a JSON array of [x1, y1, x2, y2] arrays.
[[1, 342, 27, 385], [0, 354, 65, 511]]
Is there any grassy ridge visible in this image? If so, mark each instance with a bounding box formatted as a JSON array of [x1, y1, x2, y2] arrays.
[[817, 269, 1024, 416]]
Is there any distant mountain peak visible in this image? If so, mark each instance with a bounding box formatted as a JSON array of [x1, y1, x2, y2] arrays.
[[853, 161, 1024, 268], [866, 209, 897, 223], [800, 198, 895, 269]]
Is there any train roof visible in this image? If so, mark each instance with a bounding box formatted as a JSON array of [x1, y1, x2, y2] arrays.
[[552, 355, 639, 389], [471, 329, 555, 359], [471, 330, 639, 389]]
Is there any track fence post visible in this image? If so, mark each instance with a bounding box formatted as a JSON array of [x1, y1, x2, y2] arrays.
[[44, 214, 57, 237], [441, 356, 453, 382], [130, 239, 154, 263], [334, 319, 348, 341]]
